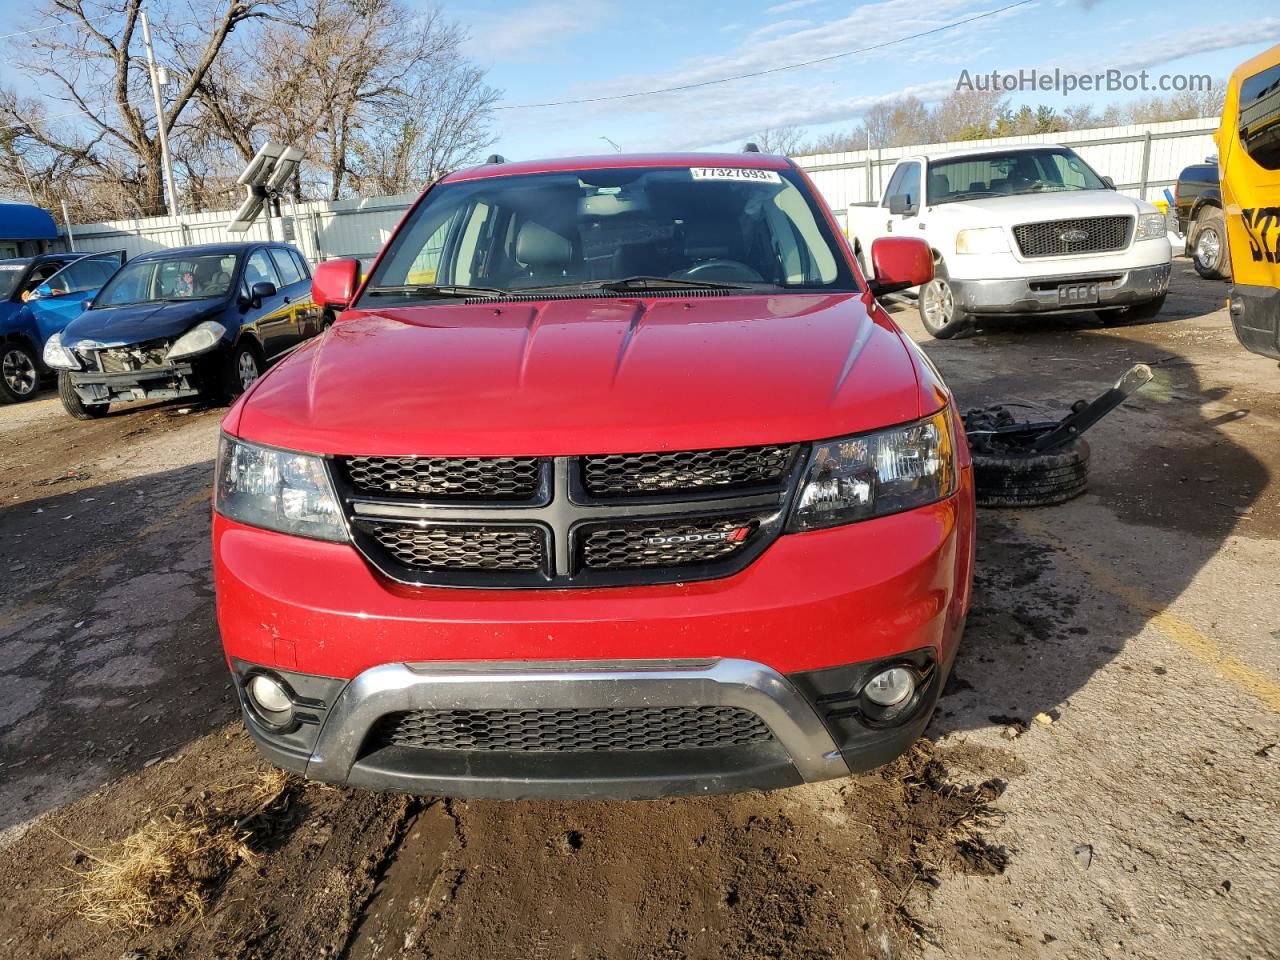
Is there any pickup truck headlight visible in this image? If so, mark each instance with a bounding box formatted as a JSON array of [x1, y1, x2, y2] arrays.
[[787, 410, 957, 532], [42, 332, 80, 370], [955, 227, 1009, 255], [1134, 212, 1167, 241], [216, 435, 347, 542], [167, 320, 228, 361]]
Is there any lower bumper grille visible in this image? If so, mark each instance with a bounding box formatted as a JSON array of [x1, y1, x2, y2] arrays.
[[365, 523, 544, 572], [1013, 215, 1132, 258], [369, 705, 775, 752]]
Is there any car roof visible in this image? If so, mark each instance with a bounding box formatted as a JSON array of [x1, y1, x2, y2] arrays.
[[445, 152, 794, 183], [132, 241, 292, 261], [0, 252, 79, 267]]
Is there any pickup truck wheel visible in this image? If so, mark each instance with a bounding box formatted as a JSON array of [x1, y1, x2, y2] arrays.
[[1191, 207, 1229, 280], [918, 270, 971, 339], [57, 371, 109, 420], [0, 342, 41, 403], [1097, 293, 1167, 325], [972, 438, 1090, 508]]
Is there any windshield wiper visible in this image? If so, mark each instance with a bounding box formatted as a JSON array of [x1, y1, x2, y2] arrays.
[[365, 283, 508, 300], [598, 275, 755, 292]]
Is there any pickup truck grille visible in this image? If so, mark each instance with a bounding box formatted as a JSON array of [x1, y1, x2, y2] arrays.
[[1013, 215, 1132, 258], [335, 447, 801, 588], [368, 705, 774, 753]]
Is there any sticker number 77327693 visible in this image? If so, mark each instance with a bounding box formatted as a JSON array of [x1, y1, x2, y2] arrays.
[[690, 167, 782, 184]]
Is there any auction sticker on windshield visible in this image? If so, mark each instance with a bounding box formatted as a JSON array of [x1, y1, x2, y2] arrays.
[[690, 167, 782, 184]]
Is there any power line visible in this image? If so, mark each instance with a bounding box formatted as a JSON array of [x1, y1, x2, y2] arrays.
[[492, 0, 1036, 111], [0, 14, 112, 42]]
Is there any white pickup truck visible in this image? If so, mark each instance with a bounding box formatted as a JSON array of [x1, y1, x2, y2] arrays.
[[846, 144, 1173, 338]]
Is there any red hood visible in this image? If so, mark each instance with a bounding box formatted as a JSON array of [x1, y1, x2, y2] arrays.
[[231, 293, 934, 456]]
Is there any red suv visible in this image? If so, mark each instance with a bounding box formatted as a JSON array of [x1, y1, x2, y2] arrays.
[[213, 152, 975, 798]]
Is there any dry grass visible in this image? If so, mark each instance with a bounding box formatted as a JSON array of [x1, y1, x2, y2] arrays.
[[58, 769, 290, 931]]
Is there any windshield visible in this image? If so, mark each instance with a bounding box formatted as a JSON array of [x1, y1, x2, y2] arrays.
[[96, 253, 239, 307], [0, 263, 27, 300], [927, 148, 1108, 204], [362, 165, 856, 303]]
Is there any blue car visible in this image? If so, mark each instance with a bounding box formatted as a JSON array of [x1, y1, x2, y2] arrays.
[[45, 242, 321, 419], [0, 251, 124, 403]]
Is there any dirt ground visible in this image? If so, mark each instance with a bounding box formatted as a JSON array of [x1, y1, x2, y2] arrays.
[[0, 262, 1277, 959]]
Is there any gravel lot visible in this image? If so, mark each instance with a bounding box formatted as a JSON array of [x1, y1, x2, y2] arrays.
[[0, 262, 1276, 959]]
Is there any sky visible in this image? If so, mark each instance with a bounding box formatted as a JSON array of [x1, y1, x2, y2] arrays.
[[2, 0, 1277, 163], [450, 0, 1280, 158]]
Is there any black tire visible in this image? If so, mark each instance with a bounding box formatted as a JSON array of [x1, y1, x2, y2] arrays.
[[917, 262, 971, 339], [972, 438, 1089, 508], [1190, 207, 1229, 281], [321, 310, 335, 332], [219, 341, 263, 404], [0, 341, 42, 404], [1097, 293, 1167, 326], [57, 371, 109, 420]]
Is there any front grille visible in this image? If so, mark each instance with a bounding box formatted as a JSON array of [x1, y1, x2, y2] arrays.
[[369, 705, 774, 752], [1013, 216, 1132, 258], [94, 339, 173, 374], [583, 445, 796, 496], [581, 515, 759, 570], [343, 455, 541, 500], [365, 523, 544, 572]]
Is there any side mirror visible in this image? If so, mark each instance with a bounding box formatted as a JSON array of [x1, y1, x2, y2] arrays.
[[250, 281, 277, 307], [867, 237, 933, 297], [312, 258, 360, 310], [81, 298, 94, 312], [888, 193, 917, 217], [1101, 176, 1116, 190], [31, 283, 55, 300]]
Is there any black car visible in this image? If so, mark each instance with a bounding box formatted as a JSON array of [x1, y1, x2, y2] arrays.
[[1174, 159, 1230, 280], [43, 242, 323, 419]]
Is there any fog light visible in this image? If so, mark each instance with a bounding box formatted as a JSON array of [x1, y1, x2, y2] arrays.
[[247, 673, 293, 724], [863, 667, 915, 707]]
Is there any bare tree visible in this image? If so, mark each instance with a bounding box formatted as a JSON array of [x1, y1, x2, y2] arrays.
[[751, 125, 808, 156], [1, 0, 272, 217]]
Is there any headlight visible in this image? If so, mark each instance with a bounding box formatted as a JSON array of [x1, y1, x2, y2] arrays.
[[42, 332, 80, 370], [215, 434, 347, 542], [955, 227, 1009, 255], [1134, 212, 1167, 241], [787, 410, 957, 532], [166, 320, 228, 360]]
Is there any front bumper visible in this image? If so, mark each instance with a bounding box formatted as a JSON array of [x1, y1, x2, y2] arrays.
[[951, 262, 1171, 315], [234, 650, 952, 799], [69, 362, 204, 404], [1229, 284, 1280, 360], [214, 486, 974, 797]]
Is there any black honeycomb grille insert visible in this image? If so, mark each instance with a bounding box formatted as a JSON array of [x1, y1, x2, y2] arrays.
[[369, 705, 774, 752], [1012, 215, 1132, 258], [582, 445, 796, 496], [343, 455, 541, 500], [365, 523, 544, 572], [581, 515, 759, 570]]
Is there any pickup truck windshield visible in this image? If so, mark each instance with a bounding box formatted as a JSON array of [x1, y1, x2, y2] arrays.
[[96, 253, 239, 307], [927, 148, 1108, 204], [363, 166, 857, 303]]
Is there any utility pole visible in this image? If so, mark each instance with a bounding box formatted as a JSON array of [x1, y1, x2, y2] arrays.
[[140, 9, 179, 217]]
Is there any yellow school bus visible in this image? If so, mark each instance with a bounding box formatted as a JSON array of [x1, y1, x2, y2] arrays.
[[1217, 44, 1280, 360]]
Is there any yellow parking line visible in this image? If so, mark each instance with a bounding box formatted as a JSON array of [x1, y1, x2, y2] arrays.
[[1013, 514, 1280, 713]]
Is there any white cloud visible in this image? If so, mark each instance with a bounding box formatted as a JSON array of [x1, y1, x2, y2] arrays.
[[748, 19, 814, 40], [765, 0, 824, 13], [464, 0, 615, 63]]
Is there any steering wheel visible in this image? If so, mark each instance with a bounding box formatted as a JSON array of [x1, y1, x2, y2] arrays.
[[678, 259, 765, 283]]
